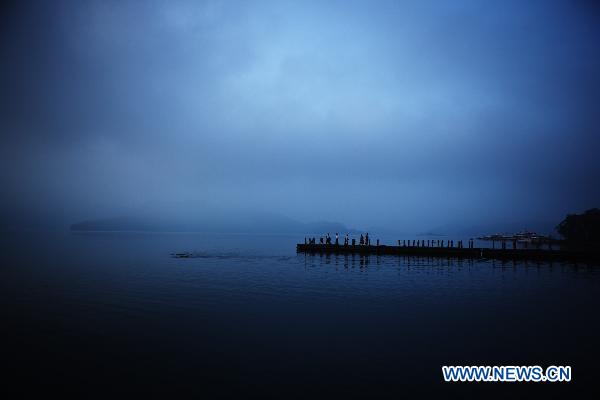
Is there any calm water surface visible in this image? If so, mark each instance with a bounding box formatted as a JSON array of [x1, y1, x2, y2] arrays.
[[2, 232, 599, 397]]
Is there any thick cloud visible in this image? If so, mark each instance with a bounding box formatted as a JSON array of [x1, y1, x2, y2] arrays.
[[1, 0, 599, 232]]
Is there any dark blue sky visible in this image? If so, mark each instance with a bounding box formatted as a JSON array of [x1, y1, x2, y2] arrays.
[[1, 0, 599, 232]]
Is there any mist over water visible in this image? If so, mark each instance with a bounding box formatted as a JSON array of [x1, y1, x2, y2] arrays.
[[1, 0, 599, 232], [1, 1, 599, 397]]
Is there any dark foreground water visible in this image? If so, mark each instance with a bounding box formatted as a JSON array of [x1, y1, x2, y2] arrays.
[[2, 232, 599, 398]]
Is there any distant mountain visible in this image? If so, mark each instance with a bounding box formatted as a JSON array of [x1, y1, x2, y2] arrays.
[[421, 219, 557, 237], [70, 213, 357, 235]]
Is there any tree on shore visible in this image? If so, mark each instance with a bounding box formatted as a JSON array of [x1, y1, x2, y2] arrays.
[[556, 208, 600, 243]]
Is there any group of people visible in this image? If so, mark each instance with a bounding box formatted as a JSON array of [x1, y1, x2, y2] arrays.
[[305, 236, 478, 249], [304, 236, 554, 251], [306, 232, 374, 246]]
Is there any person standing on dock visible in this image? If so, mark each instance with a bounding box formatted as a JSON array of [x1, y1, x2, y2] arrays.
[[335, 233, 339, 245], [360, 234, 364, 245], [366, 233, 370, 246]]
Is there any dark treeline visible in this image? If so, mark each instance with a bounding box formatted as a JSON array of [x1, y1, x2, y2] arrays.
[[556, 208, 600, 243]]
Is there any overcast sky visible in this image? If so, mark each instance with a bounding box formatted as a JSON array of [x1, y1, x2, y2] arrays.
[[1, 0, 599, 232]]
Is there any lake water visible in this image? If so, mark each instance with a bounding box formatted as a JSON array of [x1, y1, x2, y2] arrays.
[[2, 232, 598, 397]]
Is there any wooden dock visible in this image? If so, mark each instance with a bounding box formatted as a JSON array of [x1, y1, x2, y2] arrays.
[[297, 243, 600, 263]]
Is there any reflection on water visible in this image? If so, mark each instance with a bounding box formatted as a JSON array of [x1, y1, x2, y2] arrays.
[[301, 252, 597, 271], [2, 232, 599, 397]]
